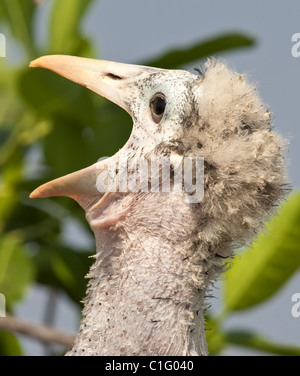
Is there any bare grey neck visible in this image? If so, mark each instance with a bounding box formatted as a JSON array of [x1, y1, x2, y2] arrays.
[[66, 192, 222, 356]]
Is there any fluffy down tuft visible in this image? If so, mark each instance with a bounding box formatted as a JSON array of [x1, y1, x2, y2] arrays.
[[185, 59, 290, 252]]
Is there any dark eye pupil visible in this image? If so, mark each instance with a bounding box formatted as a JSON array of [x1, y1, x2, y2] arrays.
[[152, 97, 166, 115]]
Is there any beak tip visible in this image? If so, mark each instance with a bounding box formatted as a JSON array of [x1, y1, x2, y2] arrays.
[[29, 56, 48, 69], [30, 182, 53, 199], [29, 188, 42, 199], [29, 55, 57, 69], [29, 58, 41, 68]]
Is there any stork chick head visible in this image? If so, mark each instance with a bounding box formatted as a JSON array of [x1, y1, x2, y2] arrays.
[[29, 55, 288, 251]]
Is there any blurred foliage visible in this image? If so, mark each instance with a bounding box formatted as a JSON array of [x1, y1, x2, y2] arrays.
[[225, 192, 300, 312], [0, 0, 299, 356], [144, 33, 254, 69], [207, 192, 300, 355], [0, 331, 23, 356]]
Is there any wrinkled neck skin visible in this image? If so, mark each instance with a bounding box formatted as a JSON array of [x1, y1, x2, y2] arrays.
[[66, 191, 226, 356]]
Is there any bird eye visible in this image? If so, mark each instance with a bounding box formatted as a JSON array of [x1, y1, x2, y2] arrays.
[[150, 94, 166, 123]]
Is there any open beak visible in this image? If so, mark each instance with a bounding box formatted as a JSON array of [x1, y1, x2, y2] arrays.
[[29, 55, 160, 206]]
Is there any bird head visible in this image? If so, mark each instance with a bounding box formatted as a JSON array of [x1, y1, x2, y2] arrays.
[[29, 55, 200, 205], [29, 55, 288, 244], [30, 55, 198, 150]]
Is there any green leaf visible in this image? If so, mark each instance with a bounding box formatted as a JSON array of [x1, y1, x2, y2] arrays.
[[224, 192, 300, 312], [225, 330, 300, 356], [32, 245, 93, 305], [205, 315, 226, 356], [90, 102, 132, 159], [18, 67, 132, 176], [0, 151, 23, 227], [18, 68, 96, 122], [0, 234, 35, 307], [0, 0, 37, 58], [0, 331, 23, 356], [142, 33, 255, 69], [48, 0, 94, 55], [19, 68, 99, 176], [43, 118, 95, 177]]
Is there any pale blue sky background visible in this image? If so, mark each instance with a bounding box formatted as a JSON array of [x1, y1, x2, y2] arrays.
[[17, 0, 300, 355]]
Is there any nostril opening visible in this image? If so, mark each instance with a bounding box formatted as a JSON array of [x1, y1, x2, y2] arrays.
[[105, 73, 123, 80]]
